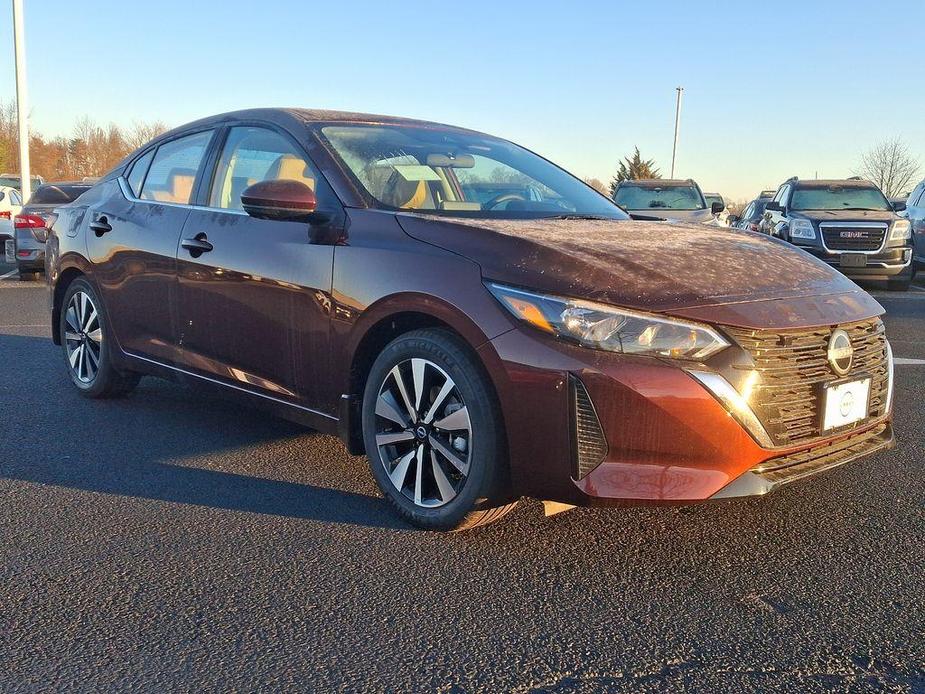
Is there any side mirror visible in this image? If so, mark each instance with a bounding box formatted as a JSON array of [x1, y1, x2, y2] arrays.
[[765, 201, 783, 213], [893, 200, 907, 212], [241, 179, 318, 222], [727, 214, 740, 224], [711, 201, 725, 215]]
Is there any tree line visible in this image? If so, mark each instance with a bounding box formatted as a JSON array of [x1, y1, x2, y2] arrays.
[[0, 101, 168, 182]]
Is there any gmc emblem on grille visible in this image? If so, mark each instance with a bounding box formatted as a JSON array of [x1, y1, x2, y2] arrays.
[[827, 329, 854, 375], [840, 231, 867, 238]]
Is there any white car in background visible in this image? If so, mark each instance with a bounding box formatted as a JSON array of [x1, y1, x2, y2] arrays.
[[0, 186, 24, 259]]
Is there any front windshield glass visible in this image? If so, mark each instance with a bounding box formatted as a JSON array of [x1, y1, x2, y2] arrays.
[[319, 125, 627, 219], [613, 184, 705, 211], [790, 186, 891, 211]]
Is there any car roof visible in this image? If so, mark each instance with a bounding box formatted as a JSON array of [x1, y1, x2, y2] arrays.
[[617, 179, 698, 188], [791, 179, 879, 189], [152, 107, 485, 143]]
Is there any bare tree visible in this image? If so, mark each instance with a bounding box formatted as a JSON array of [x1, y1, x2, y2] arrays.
[[126, 120, 169, 151], [583, 177, 608, 195], [857, 137, 920, 198]]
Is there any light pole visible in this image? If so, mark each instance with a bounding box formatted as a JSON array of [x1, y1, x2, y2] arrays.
[[670, 86, 683, 179], [12, 0, 31, 202]]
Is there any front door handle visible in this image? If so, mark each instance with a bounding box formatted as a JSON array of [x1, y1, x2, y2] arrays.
[[89, 217, 112, 236], [181, 233, 213, 258]]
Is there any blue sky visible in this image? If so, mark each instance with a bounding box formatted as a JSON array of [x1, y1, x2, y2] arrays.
[[1, 0, 923, 199]]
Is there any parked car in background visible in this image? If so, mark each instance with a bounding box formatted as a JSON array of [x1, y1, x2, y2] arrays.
[[904, 178, 925, 275], [703, 192, 729, 226], [0, 185, 24, 242], [15, 182, 92, 280], [46, 108, 895, 531], [730, 192, 775, 232], [612, 179, 722, 224], [760, 177, 913, 290], [0, 173, 46, 192]]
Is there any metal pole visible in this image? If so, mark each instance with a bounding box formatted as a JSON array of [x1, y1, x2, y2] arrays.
[[12, 0, 31, 202], [670, 86, 683, 179]]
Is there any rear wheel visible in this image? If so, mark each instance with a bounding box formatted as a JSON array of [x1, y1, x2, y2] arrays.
[[60, 278, 140, 398], [362, 329, 516, 531]]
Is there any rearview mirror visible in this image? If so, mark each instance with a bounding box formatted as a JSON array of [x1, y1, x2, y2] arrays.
[[241, 179, 318, 222], [711, 201, 725, 214]]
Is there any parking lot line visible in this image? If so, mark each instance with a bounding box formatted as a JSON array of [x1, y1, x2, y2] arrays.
[[0, 269, 17, 280], [894, 357, 925, 365]]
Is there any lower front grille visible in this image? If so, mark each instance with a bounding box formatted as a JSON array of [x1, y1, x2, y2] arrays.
[[725, 318, 889, 447], [820, 223, 886, 252], [570, 376, 608, 479], [754, 422, 893, 486]]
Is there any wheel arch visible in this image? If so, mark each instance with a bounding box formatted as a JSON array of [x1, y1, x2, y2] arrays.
[[339, 293, 510, 462], [51, 262, 90, 345]]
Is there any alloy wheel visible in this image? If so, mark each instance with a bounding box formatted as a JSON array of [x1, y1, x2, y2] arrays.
[[64, 291, 102, 384], [373, 358, 473, 508]]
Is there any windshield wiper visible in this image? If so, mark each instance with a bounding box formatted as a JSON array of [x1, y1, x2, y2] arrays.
[[543, 214, 617, 221], [837, 207, 883, 211]]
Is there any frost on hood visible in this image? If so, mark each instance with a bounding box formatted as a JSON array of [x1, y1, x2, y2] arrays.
[[400, 215, 859, 311]]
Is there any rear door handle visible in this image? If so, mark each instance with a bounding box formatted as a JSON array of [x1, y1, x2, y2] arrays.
[[89, 217, 112, 236], [181, 233, 213, 258]]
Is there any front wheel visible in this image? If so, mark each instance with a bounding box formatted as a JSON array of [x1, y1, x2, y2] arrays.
[[361, 329, 516, 531], [60, 278, 141, 398]]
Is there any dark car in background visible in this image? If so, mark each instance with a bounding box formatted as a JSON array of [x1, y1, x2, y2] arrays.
[[612, 178, 722, 223], [15, 182, 92, 280], [731, 191, 775, 232], [46, 109, 894, 531], [760, 177, 913, 290], [905, 178, 925, 275]]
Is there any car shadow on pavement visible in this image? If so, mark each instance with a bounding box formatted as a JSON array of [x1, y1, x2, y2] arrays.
[[0, 333, 408, 531]]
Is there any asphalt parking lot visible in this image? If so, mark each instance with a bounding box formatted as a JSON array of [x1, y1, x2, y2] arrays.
[[1, 262, 924, 692]]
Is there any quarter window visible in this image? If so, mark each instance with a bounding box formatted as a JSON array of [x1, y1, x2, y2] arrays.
[[126, 149, 155, 198], [139, 131, 212, 204], [208, 127, 319, 210]]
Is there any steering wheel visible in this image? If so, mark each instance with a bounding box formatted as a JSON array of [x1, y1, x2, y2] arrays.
[[483, 192, 527, 210]]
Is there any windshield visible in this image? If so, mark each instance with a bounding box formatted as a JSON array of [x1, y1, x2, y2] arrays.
[[613, 184, 705, 211], [790, 186, 891, 211], [318, 125, 627, 219]]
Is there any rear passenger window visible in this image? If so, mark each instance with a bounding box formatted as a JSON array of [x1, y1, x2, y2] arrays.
[[126, 149, 155, 197], [140, 131, 212, 204]]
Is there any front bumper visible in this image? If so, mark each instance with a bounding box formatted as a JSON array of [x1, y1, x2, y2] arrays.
[[796, 244, 912, 279], [481, 324, 893, 507]]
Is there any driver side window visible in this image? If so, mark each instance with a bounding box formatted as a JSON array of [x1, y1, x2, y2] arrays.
[[208, 127, 321, 210]]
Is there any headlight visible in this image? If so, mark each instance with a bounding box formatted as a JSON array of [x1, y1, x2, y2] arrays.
[[889, 219, 911, 241], [789, 218, 815, 240], [486, 283, 730, 361]]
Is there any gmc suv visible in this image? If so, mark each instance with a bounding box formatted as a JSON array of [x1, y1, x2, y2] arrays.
[[760, 177, 913, 290]]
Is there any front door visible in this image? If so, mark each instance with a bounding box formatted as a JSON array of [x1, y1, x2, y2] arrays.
[[175, 125, 338, 412], [86, 129, 215, 364]]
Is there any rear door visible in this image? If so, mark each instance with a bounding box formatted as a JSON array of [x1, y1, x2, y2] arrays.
[[85, 129, 215, 364], [174, 124, 340, 412]]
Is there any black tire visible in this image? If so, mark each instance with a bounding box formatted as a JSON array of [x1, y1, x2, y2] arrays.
[[361, 328, 516, 531], [59, 277, 141, 398]]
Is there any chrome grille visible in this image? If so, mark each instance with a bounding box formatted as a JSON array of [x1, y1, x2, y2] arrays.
[[725, 318, 889, 447], [820, 223, 886, 252], [570, 376, 608, 479]]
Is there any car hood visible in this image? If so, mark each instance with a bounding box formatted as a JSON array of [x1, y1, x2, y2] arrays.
[[792, 209, 897, 223], [397, 215, 883, 329]]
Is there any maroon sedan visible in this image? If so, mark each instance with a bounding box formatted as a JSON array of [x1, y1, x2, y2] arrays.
[[45, 109, 895, 530]]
